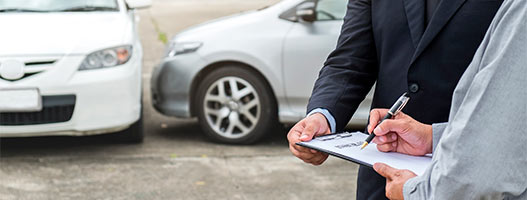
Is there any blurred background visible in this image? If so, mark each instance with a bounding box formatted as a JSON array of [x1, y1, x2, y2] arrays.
[[0, 0, 369, 199]]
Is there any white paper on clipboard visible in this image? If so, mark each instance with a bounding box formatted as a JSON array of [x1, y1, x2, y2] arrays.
[[297, 132, 432, 176]]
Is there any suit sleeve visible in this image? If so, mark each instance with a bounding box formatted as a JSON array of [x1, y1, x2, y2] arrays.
[[307, 0, 378, 132]]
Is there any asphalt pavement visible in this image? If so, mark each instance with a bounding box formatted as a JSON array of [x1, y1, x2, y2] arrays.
[[0, 1, 359, 199]]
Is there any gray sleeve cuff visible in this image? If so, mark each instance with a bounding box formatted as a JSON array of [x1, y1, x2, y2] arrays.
[[403, 176, 420, 200], [307, 108, 336, 133], [431, 122, 448, 153]]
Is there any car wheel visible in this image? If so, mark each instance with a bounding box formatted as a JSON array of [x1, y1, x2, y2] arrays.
[[113, 109, 144, 143], [196, 66, 277, 144]]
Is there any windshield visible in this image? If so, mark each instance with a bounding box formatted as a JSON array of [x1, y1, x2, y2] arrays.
[[0, 0, 119, 12]]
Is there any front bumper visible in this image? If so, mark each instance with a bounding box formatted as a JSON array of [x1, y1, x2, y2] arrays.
[[1, 95, 76, 126], [151, 54, 207, 118], [0, 54, 142, 137]]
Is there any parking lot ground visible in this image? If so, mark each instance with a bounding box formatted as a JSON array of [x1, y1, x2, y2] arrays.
[[0, 1, 360, 199]]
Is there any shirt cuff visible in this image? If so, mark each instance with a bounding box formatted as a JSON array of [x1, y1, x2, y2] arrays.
[[403, 176, 420, 200], [431, 122, 448, 153], [307, 108, 336, 133]]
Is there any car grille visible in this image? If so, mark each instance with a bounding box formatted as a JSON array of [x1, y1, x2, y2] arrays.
[[0, 58, 57, 81], [0, 95, 75, 126]]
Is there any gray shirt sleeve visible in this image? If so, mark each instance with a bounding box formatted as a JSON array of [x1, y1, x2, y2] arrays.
[[403, 0, 527, 199], [431, 123, 447, 153]]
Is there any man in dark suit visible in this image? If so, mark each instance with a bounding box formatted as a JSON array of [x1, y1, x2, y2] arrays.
[[287, 0, 503, 199]]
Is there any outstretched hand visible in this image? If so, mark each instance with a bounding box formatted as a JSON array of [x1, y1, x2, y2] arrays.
[[287, 113, 331, 165], [374, 163, 417, 200]]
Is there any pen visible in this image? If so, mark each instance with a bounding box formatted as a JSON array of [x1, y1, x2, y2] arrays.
[[360, 93, 410, 150]]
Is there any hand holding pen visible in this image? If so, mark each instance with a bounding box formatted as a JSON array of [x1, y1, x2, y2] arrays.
[[364, 98, 434, 156], [360, 93, 410, 150]]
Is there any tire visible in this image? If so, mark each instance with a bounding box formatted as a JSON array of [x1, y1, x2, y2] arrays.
[[113, 110, 144, 143], [196, 66, 277, 144]]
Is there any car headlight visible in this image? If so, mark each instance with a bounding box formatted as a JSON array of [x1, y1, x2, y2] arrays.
[[165, 42, 202, 57], [79, 45, 133, 71]]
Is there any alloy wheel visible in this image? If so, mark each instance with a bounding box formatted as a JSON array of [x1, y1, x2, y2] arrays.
[[203, 76, 260, 139]]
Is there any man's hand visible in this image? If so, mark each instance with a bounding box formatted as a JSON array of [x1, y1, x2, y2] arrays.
[[368, 109, 433, 156], [373, 163, 417, 200], [287, 113, 331, 165]]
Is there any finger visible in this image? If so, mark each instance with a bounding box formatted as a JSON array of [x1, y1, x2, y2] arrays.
[[373, 163, 398, 180], [372, 135, 388, 144], [303, 153, 328, 165], [288, 120, 324, 160], [368, 109, 390, 133], [385, 132, 398, 143], [289, 136, 316, 154], [291, 143, 313, 154], [287, 122, 304, 143], [300, 153, 321, 164], [372, 137, 380, 144], [380, 133, 396, 143], [287, 125, 313, 153], [376, 142, 396, 152], [290, 144, 317, 160], [288, 143, 303, 156], [374, 119, 409, 137], [376, 133, 397, 144], [289, 144, 303, 157], [312, 154, 329, 165]]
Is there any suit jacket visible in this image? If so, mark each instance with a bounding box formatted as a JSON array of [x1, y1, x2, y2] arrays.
[[307, 0, 503, 131]]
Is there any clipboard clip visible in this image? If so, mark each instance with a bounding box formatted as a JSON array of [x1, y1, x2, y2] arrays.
[[315, 132, 354, 141]]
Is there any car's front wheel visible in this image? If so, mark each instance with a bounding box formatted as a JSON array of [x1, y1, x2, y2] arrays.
[[196, 66, 277, 144]]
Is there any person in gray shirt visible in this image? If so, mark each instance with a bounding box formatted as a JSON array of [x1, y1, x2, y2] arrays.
[[366, 0, 527, 199]]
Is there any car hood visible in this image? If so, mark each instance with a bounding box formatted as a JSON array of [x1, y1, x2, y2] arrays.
[[172, 7, 283, 43], [174, 11, 256, 41], [0, 12, 131, 56]]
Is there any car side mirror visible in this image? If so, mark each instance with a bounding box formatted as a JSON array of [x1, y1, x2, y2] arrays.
[[125, 0, 152, 9], [296, 2, 316, 22]]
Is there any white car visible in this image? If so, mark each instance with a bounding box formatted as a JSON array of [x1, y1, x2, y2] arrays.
[[151, 0, 373, 144], [0, 0, 151, 143]]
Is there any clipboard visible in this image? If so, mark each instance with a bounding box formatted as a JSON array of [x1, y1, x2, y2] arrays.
[[296, 132, 432, 176]]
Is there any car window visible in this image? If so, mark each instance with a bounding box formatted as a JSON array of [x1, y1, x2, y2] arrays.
[[316, 0, 347, 21], [0, 0, 119, 12]]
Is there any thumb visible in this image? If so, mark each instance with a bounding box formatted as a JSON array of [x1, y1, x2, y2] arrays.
[[300, 122, 318, 141], [373, 163, 397, 180]]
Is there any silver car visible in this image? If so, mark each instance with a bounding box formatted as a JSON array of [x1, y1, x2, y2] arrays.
[[151, 0, 373, 144]]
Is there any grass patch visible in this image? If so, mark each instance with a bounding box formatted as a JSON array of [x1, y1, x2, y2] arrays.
[[151, 17, 168, 44], [158, 32, 168, 44]]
